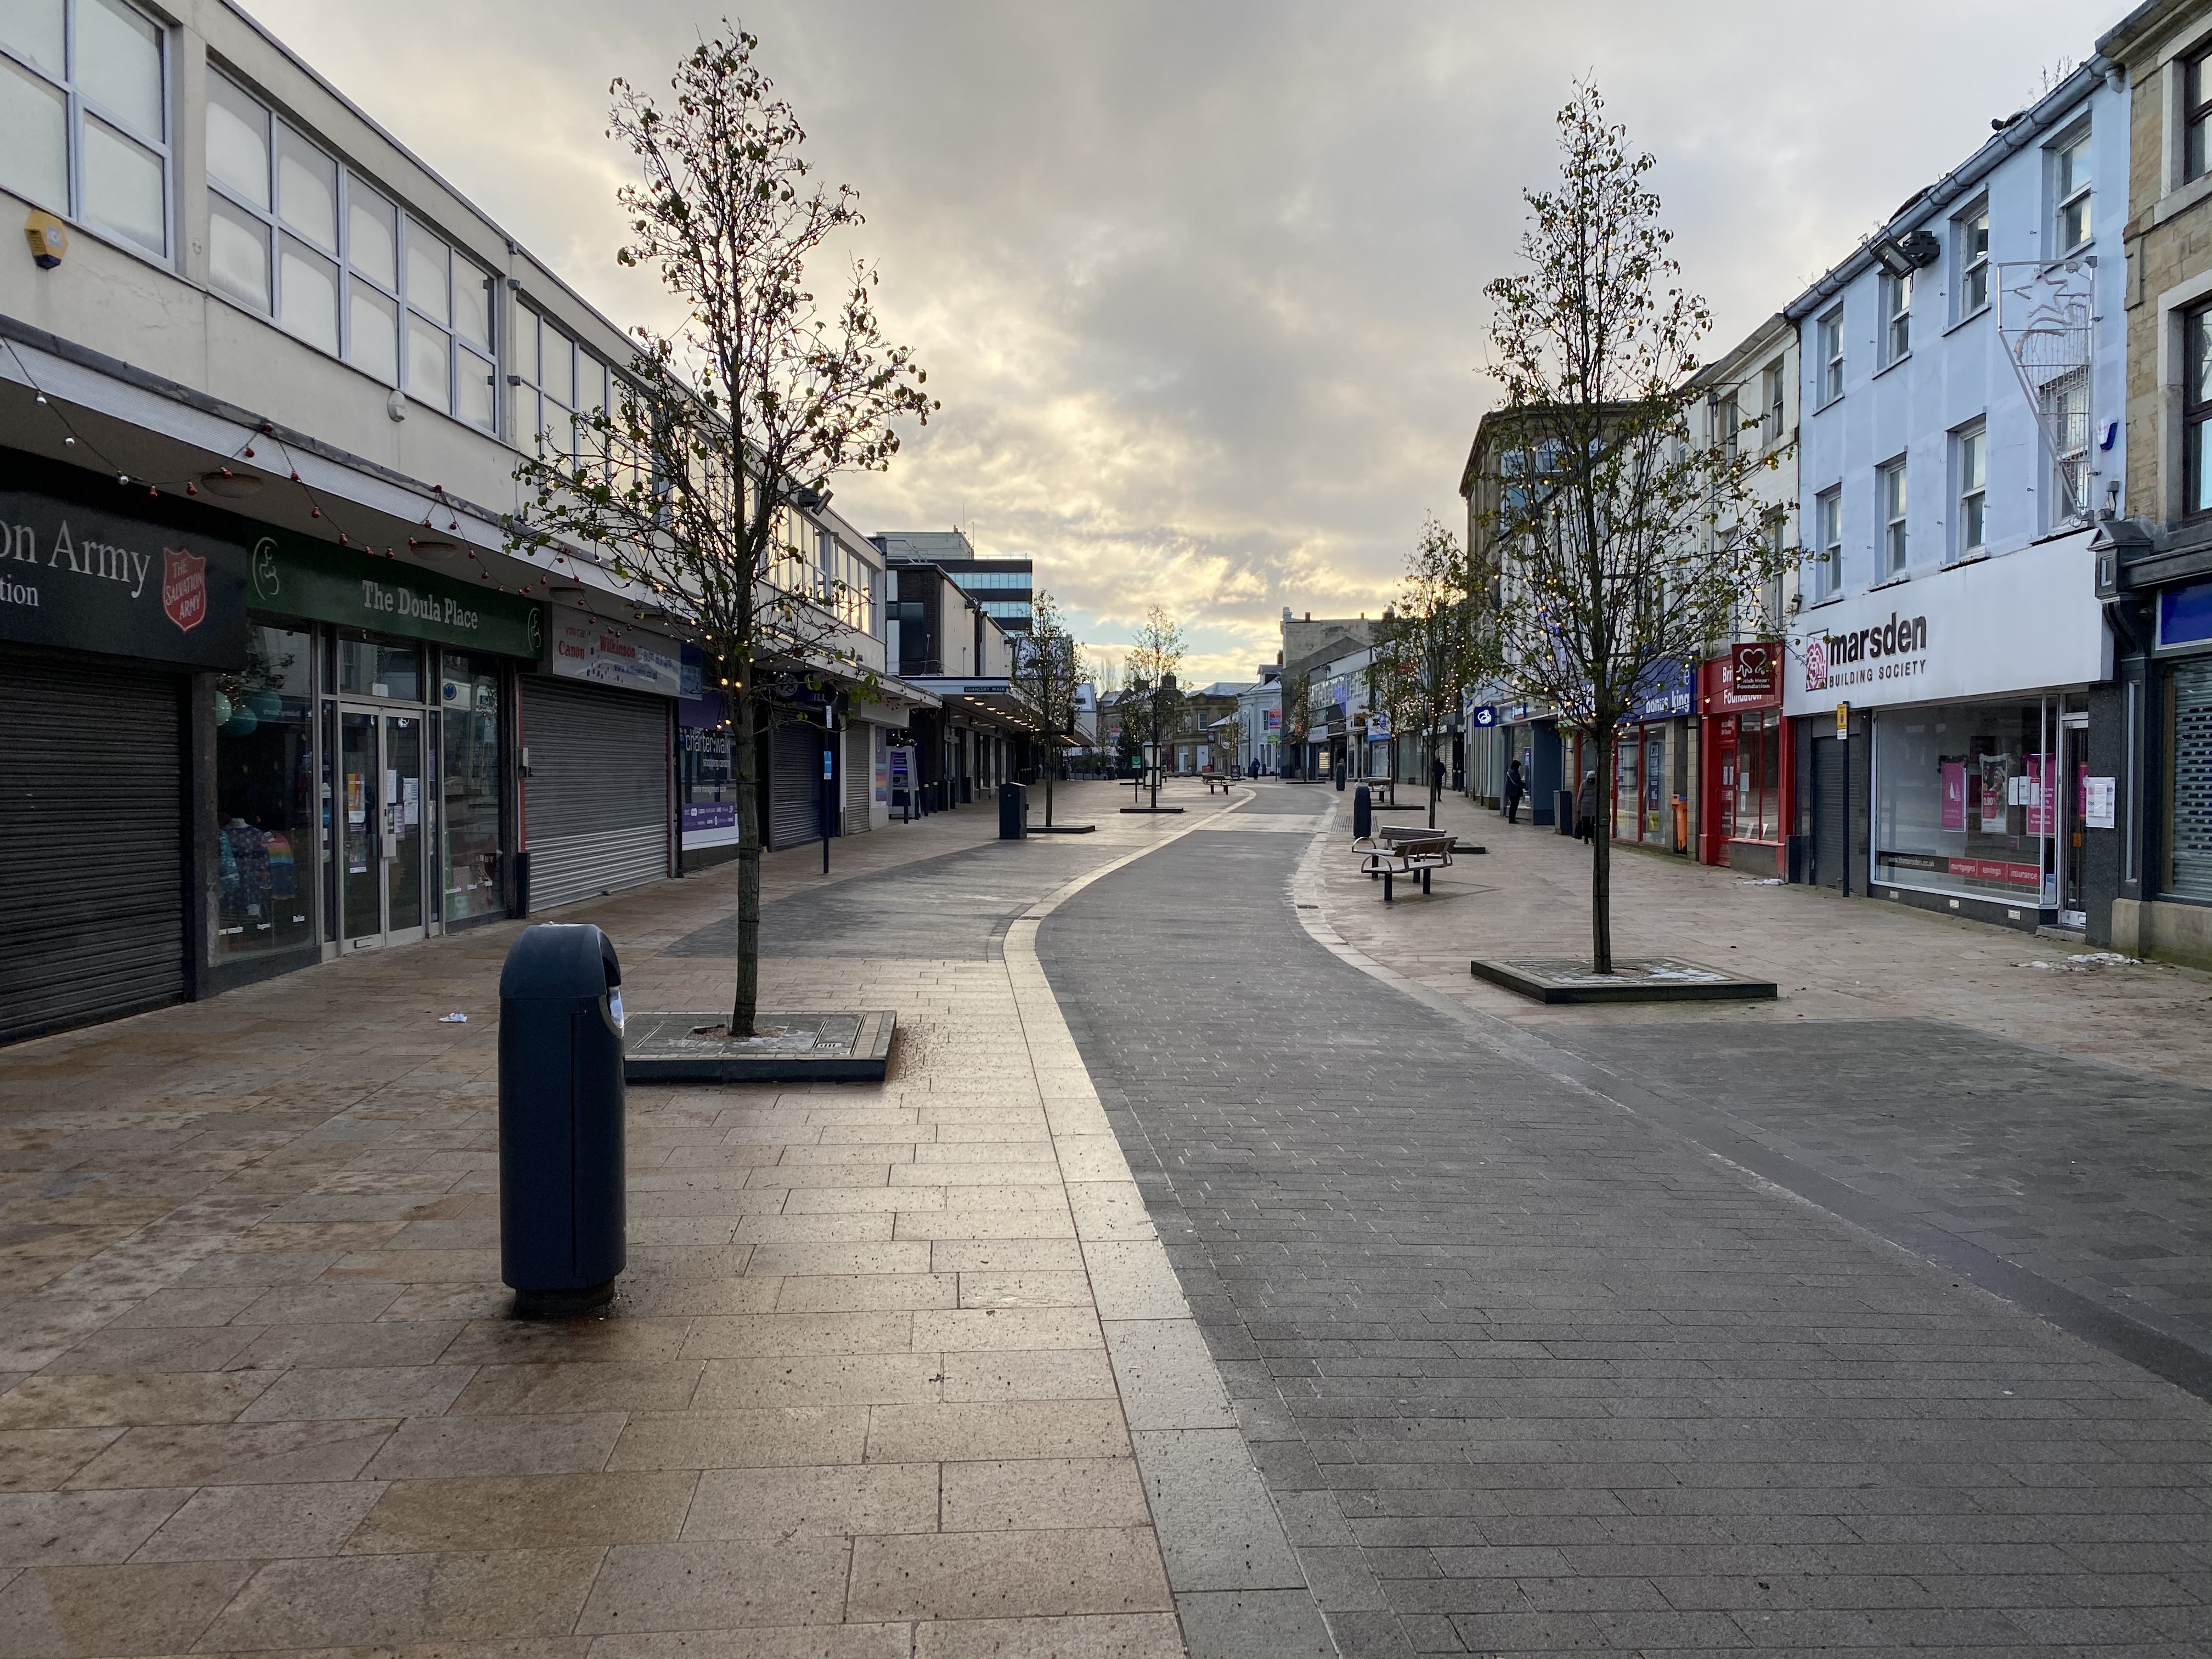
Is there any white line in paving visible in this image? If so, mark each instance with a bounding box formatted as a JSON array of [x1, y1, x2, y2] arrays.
[[1004, 789, 1339, 1659]]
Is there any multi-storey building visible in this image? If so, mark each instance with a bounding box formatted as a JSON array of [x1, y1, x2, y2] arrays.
[[1782, 59, 2127, 938], [2097, 0, 2212, 968], [0, 0, 910, 1040]]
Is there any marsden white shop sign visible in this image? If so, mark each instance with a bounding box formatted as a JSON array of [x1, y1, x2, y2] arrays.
[[1782, 532, 2112, 716]]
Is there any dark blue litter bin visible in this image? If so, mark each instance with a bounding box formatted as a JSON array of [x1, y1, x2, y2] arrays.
[[1353, 783, 1372, 839], [498, 923, 626, 1315]]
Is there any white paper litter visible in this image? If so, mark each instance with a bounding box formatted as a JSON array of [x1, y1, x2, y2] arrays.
[[2018, 953, 2137, 973], [438, 1012, 469, 1023]]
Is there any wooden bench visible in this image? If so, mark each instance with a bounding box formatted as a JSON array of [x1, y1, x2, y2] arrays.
[[1201, 772, 1232, 794], [1352, 826, 1453, 900], [1357, 776, 1398, 806]]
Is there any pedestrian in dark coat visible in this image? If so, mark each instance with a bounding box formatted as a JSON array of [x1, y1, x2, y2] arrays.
[[1503, 759, 1525, 823], [1576, 770, 1599, 843]]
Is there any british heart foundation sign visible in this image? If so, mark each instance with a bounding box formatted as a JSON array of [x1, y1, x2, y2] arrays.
[[1731, 641, 1776, 698], [162, 546, 207, 633]]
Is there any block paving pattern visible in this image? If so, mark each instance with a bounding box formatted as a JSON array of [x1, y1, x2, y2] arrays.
[[1041, 783, 2212, 1659], [0, 785, 1196, 1659]]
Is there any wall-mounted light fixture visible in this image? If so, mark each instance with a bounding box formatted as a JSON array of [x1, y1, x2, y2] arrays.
[[1871, 229, 1940, 278]]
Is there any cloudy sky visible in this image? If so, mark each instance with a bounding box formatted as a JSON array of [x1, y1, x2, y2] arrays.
[[249, 0, 2122, 682]]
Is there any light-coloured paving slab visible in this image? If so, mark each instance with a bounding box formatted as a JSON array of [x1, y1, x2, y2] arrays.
[[0, 780, 1321, 1659]]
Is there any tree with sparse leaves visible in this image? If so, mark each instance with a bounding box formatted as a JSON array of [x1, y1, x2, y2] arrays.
[[507, 21, 933, 1036], [1010, 591, 1086, 826], [1278, 662, 1315, 781], [1124, 607, 1187, 809], [1480, 82, 1790, 972], [1375, 518, 1485, 828]]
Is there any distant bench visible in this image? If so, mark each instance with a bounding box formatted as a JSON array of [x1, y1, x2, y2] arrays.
[[1352, 825, 1453, 900]]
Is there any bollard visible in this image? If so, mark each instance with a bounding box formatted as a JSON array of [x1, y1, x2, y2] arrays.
[[1353, 783, 1372, 840], [498, 923, 627, 1316], [998, 780, 1028, 840]]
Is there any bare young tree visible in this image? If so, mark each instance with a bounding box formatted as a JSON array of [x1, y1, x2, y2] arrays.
[[1124, 607, 1187, 811], [1376, 517, 1485, 828], [1010, 590, 1086, 826], [1278, 662, 1315, 781], [1481, 82, 1790, 972], [508, 21, 933, 1035]]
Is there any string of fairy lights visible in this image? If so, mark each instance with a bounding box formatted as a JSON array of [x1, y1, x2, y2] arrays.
[[0, 336, 670, 631]]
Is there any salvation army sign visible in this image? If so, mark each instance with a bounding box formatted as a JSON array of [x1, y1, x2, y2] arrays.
[[1782, 531, 2109, 715]]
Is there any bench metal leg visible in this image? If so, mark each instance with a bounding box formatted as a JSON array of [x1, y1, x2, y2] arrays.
[[1383, 871, 1393, 902], [1422, 868, 1432, 895]]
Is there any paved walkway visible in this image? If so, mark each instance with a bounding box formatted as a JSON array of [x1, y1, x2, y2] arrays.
[[1039, 781, 2212, 1659], [0, 783, 1309, 1659]]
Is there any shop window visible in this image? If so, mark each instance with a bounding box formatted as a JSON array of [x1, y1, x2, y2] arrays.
[[336, 633, 422, 701], [1735, 709, 1781, 843], [439, 652, 503, 923], [214, 625, 315, 958], [1874, 702, 2051, 904]]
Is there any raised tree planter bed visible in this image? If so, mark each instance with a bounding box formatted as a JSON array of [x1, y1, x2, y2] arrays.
[[1469, 958, 1776, 1005], [625, 1011, 896, 1082]]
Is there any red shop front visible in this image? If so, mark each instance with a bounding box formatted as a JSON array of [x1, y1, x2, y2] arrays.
[[1699, 642, 1791, 874]]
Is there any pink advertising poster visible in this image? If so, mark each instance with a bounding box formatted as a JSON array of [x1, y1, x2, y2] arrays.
[[1940, 760, 1966, 832], [1979, 755, 2010, 833], [2027, 753, 2055, 837]]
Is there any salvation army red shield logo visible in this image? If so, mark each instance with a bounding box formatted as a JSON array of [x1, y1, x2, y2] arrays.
[[162, 546, 207, 633]]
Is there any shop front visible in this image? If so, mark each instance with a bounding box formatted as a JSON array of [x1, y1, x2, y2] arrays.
[[0, 459, 250, 1041], [678, 644, 742, 869], [1699, 642, 1788, 874], [1611, 662, 1692, 853], [522, 608, 678, 910], [240, 525, 545, 963], [1785, 533, 2112, 932]]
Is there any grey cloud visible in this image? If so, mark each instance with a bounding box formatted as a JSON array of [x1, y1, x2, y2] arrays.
[[246, 0, 2123, 678]]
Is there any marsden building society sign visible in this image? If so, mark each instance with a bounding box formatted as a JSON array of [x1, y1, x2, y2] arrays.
[[1781, 533, 2112, 716]]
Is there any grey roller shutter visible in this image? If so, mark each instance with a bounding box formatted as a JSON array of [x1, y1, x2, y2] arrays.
[[844, 727, 870, 834], [2169, 659, 2212, 901], [1813, 733, 1848, 891], [769, 720, 820, 849], [522, 676, 669, 911], [1, 648, 185, 1042]]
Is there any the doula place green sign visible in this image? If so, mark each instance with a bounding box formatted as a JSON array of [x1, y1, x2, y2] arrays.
[[246, 527, 543, 659]]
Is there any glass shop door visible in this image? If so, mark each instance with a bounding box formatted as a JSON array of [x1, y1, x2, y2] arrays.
[[337, 708, 427, 950]]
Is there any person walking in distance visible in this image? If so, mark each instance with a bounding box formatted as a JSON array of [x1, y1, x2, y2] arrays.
[[1504, 758, 1526, 825], [1576, 769, 1598, 843]]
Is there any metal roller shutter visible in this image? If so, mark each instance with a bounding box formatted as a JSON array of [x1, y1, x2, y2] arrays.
[[522, 676, 669, 911], [1813, 733, 1848, 891], [2170, 659, 2212, 901], [844, 726, 870, 834], [769, 720, 820, 849], [1, 648, 185, 1042]]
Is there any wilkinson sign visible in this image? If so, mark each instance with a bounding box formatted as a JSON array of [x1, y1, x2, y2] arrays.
[[1783, 532, 2109, 714]]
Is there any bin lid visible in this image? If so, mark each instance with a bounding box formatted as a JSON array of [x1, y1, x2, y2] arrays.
[[499, 923, 621, 998]]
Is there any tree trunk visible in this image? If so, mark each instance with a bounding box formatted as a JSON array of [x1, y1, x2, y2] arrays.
[[729, 679, 761, 1037], [1043, 760, 1054, 827], [1590, 727, 1613, 974]]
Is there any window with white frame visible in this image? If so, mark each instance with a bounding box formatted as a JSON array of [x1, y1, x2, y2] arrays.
[[1818, 308, 1844, 404], [1878, 457, 1909, 574], [1879, 272, 1911, 366], [203, 71, 493, 431], [1717, 393, 1740, 462], [1954, 201, 1990, 319], [1760, 358, 1786, 446], [0, 0, 169, 259], [1954, 421, 1987, 560], [2053, 127, 2092, 253], [1815, 486, 1842, 599]]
